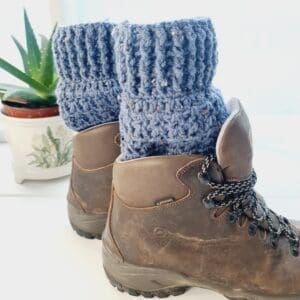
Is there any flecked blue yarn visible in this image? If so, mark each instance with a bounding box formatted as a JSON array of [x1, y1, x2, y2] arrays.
[[114, 18, 228, 160], [53, 22, 120, 131]]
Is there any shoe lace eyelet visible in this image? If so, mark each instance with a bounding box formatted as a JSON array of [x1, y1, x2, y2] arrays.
[[211, 210, 219, 220]]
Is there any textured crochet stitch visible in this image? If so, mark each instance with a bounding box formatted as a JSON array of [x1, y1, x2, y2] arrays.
[[114, 18, 228, 160], [53, 22, 120, 131]]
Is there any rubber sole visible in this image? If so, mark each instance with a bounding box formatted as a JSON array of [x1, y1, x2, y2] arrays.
[[70, 222, 102, 239], [68, 203, 107, 240], [102, 245, 299, 300], [105, 270, 188, 298]]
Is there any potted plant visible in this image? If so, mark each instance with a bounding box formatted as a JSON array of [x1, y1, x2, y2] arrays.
[[0, 10, 73, 183]]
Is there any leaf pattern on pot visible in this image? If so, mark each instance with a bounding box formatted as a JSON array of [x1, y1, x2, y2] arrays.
[[27, 125, 73, 168]]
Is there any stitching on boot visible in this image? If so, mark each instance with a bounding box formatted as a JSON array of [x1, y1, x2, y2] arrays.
[[73, 157, 114, 172]]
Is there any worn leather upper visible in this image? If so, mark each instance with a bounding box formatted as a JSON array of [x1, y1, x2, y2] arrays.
[[68, 122, 120, 214], [103, 100, 300, 297], [216, 99, 253, 181]]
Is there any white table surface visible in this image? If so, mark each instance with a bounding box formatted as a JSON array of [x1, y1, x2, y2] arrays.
[[0, 113, 299, 300]]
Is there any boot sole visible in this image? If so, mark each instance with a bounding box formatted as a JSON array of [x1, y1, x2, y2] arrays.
[[68, 203, 107, 239], [103, 245, 299, 299]]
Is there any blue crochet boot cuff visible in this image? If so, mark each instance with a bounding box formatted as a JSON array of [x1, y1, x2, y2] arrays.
[[53, 22, 120, 131], [114, 18, 228, 160]]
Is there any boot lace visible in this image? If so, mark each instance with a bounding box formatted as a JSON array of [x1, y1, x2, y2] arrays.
[[198, 155, 299, 257]]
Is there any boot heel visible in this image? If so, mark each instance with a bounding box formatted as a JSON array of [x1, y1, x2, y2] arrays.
[[68, 203, 107, 239], [102, 245, 190, 297]]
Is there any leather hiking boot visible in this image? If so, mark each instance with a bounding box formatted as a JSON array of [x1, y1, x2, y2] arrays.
[[68, 122, 120, 239], [102, 99, 300, 299]]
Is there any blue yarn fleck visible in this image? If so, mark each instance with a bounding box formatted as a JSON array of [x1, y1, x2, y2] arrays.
[[53, 22, 120, 131], [113, 18, 229, 160]]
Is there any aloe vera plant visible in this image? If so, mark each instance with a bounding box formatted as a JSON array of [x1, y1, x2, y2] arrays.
[[0, 9, 57, 107]]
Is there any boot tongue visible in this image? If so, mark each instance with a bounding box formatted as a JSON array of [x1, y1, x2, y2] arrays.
[[216, 98, 253, 181]]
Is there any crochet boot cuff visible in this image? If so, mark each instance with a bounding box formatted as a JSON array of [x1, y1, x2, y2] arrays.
[[53, 22, 120, 131], [114, 18, 228, 160], [113, 18, 218, 97]]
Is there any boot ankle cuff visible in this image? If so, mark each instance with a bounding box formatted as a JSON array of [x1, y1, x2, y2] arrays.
[[119, 87, 228, 160], [53, 22, 120, 131], [53, 22, 117, 82], [114, 18, 218, 97], [57, 79, 120, 131]]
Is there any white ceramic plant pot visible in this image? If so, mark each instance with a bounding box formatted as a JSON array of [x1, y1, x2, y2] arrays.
[[1, 112, 73, 184]]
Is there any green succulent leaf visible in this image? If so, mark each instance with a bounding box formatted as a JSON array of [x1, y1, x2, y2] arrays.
[[44, 94, 57, 105], [24, 9, 41, 77], [39, 24, 57, 87], [48, 76, 58, 93], [0, 91, 5, 100], [40, 34, 49, 52], [0, 10, 58, 106], [11, 36, 30, 75], [0, 57, 49, 95], [3, 87, 49, 104], [0, 83, 24, 92]]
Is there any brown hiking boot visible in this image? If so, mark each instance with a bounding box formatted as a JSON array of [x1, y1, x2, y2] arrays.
[[68, 122, 120, 239], [102, 99, 300, 299]]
